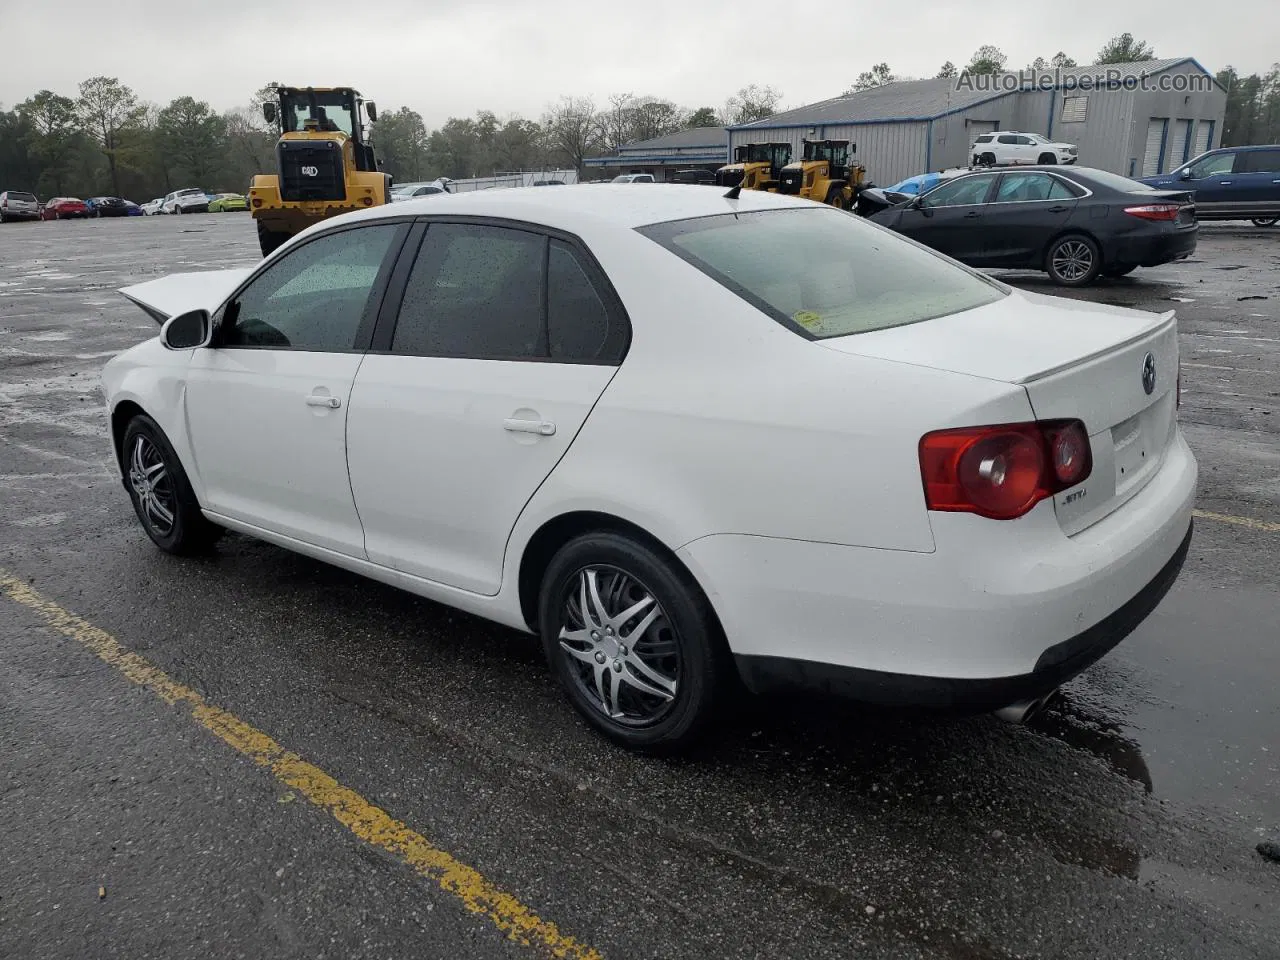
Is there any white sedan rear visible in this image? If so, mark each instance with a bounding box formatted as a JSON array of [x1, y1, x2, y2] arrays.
[[103, 186, 1196, 749]]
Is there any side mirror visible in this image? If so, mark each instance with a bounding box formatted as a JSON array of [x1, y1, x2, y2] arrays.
[[262, 101, 277, 125], [1179, 169, 1194, 181], [161, 310, 211, 350], [365, 100, 378, 122]]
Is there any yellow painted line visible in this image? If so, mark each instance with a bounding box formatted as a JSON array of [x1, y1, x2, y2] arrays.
[[0, 571, 602, 960], [1193, 509, 1280, 534]]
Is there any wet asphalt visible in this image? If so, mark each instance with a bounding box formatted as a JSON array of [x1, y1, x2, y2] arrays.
[[1, 214, 1278, 960]]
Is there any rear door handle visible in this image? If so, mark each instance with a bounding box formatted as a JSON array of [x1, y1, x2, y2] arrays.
[[1047, 205, 1069, 213], [504, 418, 556, 436], [1218, 181, 1232, 185], [963, 211, 981, 219], [306, 395, 341, 408]]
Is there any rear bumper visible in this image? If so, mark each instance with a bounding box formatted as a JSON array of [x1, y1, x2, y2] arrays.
[[734, 520, 1192, 709], [679, 429, 1197, 707], [1109, 227, 1198, 267]]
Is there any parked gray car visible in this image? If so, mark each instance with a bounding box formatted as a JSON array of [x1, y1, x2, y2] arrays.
[[0, 190, 41, 222]]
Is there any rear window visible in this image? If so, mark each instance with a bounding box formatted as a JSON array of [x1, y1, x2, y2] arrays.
[[178, 188, 205, 197], [6, 191, 36, 202], [639, 208, 1006, 340], [1076, 169, 1163, 193]]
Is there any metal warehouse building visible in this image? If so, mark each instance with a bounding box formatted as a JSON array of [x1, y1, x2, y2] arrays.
[[729, 58, 1226, 187], [585, 127, 729, 181]]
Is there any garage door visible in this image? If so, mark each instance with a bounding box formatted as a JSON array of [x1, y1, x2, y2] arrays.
[[1142, 118, 1168, 176], [967, 120, 998, 138], [1194, 121, 1215, 156]]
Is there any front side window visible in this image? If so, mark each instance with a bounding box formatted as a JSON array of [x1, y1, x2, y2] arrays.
[[920, 174, 996, 208], [1188, 152, 1235, 178], [998, 135, 1018, 145], [221, 224, 399, 350], [639, 207, 1006, 341]]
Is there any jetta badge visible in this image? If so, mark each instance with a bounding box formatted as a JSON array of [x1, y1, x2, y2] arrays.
[[1141, 352, 1157, 395]]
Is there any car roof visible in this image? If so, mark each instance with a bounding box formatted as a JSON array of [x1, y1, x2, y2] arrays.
[[346, 183, 808, 231]]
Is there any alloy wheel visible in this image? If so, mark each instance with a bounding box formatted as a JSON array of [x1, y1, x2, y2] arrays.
[[1051, 240, 1093, 282], [558, 566, 680, 727], [128, 435, 176, 535]]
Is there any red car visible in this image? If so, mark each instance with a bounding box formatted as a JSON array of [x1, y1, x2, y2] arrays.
[[40, 197, 89, 220]]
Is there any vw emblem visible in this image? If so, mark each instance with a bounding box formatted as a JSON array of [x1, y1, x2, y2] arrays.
[[1141, 352, 1157, 395]]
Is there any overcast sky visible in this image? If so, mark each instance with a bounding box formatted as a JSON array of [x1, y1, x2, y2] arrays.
[[2, 1, 1273, 128]]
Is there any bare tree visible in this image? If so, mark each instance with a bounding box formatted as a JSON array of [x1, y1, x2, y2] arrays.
[[719, 85, 782, 126], [541, 96, 604, 176], [936, 61, 958, 79], [846, 63, 896, 94]]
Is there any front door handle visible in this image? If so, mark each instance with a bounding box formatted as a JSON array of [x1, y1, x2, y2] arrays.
[[306, 394, 341, 409], [504, 418, 556, 436], [1218, 180, 1232, 185], [1047, 205, 1069, 213], [963, 211, 981, 219]]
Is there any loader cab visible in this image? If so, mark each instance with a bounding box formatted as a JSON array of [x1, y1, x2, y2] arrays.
[[802, 139, 851, 179], [264, 87, 379, 173]]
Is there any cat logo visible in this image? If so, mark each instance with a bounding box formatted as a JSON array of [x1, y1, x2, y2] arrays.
[[301, 165, 319, 177]]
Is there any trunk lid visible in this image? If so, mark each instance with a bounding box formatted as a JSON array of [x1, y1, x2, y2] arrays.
[[820, 289, 1180, 534]]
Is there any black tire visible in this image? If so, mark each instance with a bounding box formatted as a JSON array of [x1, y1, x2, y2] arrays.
[[1038, 153, 1058, 165], [1104, 264, 1137, 278], [1252, 217, 1278, 227], [121, 414, 222, 555], [1045, 233, 1101, 287], [538, 531, 728, 751], [825, 184, 848, 210], [980, 152, 997, 167], [257, 221, 289, 257]]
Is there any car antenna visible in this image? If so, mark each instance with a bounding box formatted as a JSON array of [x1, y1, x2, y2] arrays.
[[724, 184, 742, 200]]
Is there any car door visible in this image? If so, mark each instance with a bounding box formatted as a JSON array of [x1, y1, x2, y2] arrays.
[[894, 173, 998, 262], [983, 172, 1080, 266], [345, 220, 629, 595], [1175, 150, 1237, 214], [1235, 148, 1280, 217], [183, 221, 406, 555]]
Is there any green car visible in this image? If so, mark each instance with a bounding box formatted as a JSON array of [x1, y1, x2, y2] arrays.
[[208, 193, 249, 212]]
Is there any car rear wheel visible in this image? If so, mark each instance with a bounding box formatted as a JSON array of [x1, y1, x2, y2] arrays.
[[1046, 234, 1101, 286], [1038, 153, 1058, 165], [1252, 217, 1278, 227], [122, 415, 222, 555], [538, 532, 728, 751]]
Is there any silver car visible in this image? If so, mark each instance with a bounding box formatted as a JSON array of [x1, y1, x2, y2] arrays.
[[0, 190, 41, 222]]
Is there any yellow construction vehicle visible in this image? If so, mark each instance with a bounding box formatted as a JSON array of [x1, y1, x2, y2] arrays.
[[715, 142, 792, 191], [249, 86, 392, 256], [775, 139, 869, 209]]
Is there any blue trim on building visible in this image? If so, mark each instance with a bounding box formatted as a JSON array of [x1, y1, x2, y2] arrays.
[[1046, 91, 1055, 140], [925, 119, 933, 170], [1156, 117, 1170, 173], [1181, 119, 1194, 163], [1203, 119, 1215, 150]]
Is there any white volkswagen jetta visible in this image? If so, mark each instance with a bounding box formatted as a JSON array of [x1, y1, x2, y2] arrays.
[[104, 185, 1196, 749]]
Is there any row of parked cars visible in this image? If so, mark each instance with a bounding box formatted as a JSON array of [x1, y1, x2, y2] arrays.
[[0, 188, 250, 223], [853, 143, 1280, 287]]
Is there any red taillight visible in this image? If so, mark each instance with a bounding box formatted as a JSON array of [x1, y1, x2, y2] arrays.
[[1124, 203, 1181, 221], [919, 420, 1092, 521]]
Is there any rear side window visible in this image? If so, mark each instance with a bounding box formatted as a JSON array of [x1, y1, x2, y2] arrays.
[[639, 208, 1006, 340], [974, 135, 994, 143], [1241, 149, 1280, 173], [393, 223, 546, 360], [998, 134, 1018, 144], [389, 224, 629, 364]]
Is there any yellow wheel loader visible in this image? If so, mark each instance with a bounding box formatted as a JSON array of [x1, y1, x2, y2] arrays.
[[715, 142, 792, 191], [249, 86, 393, 257], [775, 139, 869, 209]]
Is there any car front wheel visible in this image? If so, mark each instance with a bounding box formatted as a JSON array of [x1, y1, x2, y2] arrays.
[[122, 415, 222, 555], [1252, 217, 1278, 227], [1046, 234, 1101, 286], [538, 532, 727, 751]]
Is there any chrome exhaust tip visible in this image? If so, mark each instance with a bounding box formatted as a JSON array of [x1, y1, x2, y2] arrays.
[[993, 691, 1056, 724]]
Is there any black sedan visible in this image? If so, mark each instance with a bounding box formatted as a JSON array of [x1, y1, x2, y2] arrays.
[[86, 196, 130, 217], [869, 166, 1197, 286]]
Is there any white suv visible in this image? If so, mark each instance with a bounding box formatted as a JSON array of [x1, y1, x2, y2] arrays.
[[161, 188, 210, 215], [0, 190, 41, 222], [971, 132, 1078, 167]]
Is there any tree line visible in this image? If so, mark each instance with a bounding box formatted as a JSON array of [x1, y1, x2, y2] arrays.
[[0, 79, 780, 201]]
